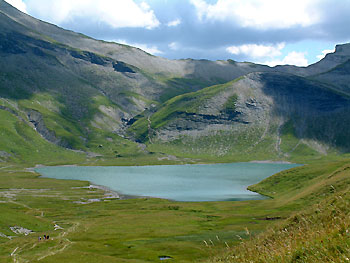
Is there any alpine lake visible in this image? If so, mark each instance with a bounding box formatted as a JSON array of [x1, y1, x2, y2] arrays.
[[36, 163, 300, 202]]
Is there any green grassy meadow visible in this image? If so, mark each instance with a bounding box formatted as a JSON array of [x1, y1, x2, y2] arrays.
[[0, 167, 276, 262], [210, 160, 350, 263], [1, 96, 350, 262], [0, 155, 349, 262]]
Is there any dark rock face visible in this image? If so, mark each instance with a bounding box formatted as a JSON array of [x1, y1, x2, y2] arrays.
[[0, 32, 26, 54], [0, 32, 57, 56], [27, 110, 71, 148], [68, 49, 136, 72], [112, 61, 135, 73], [167, 111, 243, 132], [70, 50, 108, 66]]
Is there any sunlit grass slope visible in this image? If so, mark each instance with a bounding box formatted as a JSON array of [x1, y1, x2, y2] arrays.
[[210, 158, 350, 262], [0, 157, 349, 262], [0, 107, 85, 165]]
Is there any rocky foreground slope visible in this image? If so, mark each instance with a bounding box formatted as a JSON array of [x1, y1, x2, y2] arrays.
[[1, 0, 350, 162]]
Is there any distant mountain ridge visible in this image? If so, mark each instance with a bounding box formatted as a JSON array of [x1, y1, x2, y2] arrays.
[[1, 0, 350, 163]]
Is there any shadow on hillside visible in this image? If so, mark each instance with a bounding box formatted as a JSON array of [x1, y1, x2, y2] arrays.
[[257, 72, 350, 152]]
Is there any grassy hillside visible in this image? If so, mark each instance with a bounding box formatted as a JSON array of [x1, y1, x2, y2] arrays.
[[210, 158, 350, 262], [1, 157, 350, 262], [2, 0, 350, 165], [128, 73, 350, 162], [0, 94, 155, 165], [128, 78, 241, 142], [0, 106, 85, 165]]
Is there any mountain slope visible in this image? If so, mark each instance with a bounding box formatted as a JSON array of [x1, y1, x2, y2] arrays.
[[312, 59, 350, 95], [0, 0, 273, 162], [210, 160, 350, 263], [1, 0, 350, 163], [129, 72, 350, 160], [0, 0, 274, 81]]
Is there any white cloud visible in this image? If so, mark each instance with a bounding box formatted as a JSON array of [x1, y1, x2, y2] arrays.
[[190, 0, 320, 29], [227, 42, 309, 66], [316, 49, 335, 60], [264, 51, 308, 67], [115, 40, 163, 55], [167, 19, 182, 27], [226, 43, 285, 58], [140, 1, 151, 11], [5, 0, 27, 13], [168, 42, 180, 50], [25, 0, 160, 29]]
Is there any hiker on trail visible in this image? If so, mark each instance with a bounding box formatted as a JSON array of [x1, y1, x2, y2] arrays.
[[38, 237, 41, 241], [47, 235, 49, 240], [43, 235, 46, 240]]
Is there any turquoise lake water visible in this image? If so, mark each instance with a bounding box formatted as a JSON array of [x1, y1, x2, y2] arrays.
[[35, 163, 299, 202]]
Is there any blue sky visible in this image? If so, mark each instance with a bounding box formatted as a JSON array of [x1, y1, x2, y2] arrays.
[[6, 0, 350, 66]]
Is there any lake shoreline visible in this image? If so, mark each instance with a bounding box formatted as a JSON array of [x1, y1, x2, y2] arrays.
[[34, 162, 300, 202], [249, 160, 294, 164], [27, 159, 296, 171], [90, 184, 146, 201], [29, 165, 143, 201]]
